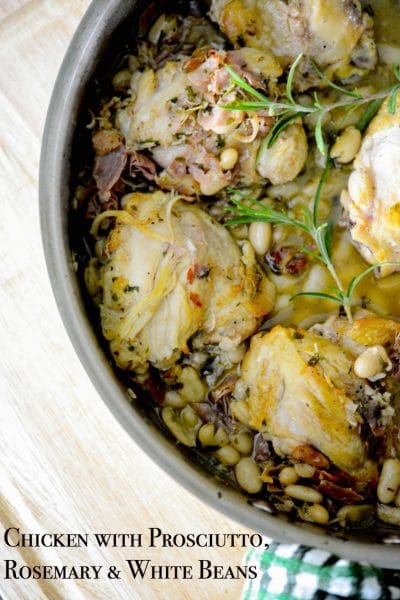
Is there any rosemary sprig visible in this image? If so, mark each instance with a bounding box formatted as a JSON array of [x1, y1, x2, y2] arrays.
[[291, 262, 400, 316], [224, 59, 400, 156], [226, 159, 399, 323], [356, 98, 383, 132]]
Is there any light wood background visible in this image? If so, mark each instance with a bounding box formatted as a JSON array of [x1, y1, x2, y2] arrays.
[[0, 1, 255, 598]]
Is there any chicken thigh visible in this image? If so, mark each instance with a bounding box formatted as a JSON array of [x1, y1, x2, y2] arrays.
[[88, 191, 275, 372], [210, 0, 376, 72], [342, 97, 400, 276], [115, 48, 308, 195], [238, 325, 378, 481]]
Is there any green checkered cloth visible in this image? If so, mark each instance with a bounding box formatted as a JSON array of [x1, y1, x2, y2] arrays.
[[241, 538, 400, 600]]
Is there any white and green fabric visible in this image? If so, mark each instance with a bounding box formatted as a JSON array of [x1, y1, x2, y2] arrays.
[[242, 538, 400, 600]]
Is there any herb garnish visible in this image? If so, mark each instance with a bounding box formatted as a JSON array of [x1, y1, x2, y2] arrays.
[[224, 55, 400, 158], [224, 54, 400, 321], [226, 158, 399, 323]]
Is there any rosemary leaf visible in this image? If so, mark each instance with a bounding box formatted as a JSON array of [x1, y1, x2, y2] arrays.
[[337, 102, 362, 129], [286, 53, 304, 104], [265, 112, 300, 148], [313, 155, 332, 225], [290, 291, 343, 303], [388, 84, 400, 115], [227, 188, 269, 208], [356, 98, 383, 132], [346, 262, 400, 299], [225, 53, 400, 152], [314, 223, 331, 264], [226, 196, 308, 232], [224, 65, 269, 102], [255, 112, 300, 165], [255, 134, 270, 167], [311, 59, 362, 99], [323, 222, 334, 258], [315, 114, 326, 155], [301, 247, 324, 262], [313, 91, 323, 109], [223, 101, 271, 111]]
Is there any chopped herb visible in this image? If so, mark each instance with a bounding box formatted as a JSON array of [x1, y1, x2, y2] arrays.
[[308, 355, 320, 366], [216, 134, 225, 149], [185, 86, 195, 102], [170, 382, 184, 391], [124, 285, 140, 293], [293, 331, 304, 339], [357, 98, 383, 132]]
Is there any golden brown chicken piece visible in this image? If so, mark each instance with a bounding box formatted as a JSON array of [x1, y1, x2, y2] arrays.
[[115, 49, 308, 195], [342, 97, 400, 276], [239, 325, 378, 481], [210, 0, 375, 71], [87, 191, 275, 372]]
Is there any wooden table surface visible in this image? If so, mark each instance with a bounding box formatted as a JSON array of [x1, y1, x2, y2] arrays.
[[0, 2, 256, 598]]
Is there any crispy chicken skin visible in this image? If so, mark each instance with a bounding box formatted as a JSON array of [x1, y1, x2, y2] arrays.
[[90, 191, 275, 371], [239, 325, 377, 481], [342, 97, 400, 276], [210, 0, 374, 70]]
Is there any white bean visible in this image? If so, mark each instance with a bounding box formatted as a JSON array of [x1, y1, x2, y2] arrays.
[[353, 345, 392, 380], [178, 366, 207, 403], [198, 423, 229, 447], [279, 467, 299, 486], [294, 463, 316, 478], [231, 224, 249, 240], [214, 445, 241, 466], [235, 458, 262, 494], [284, 485, 323, 504], [377, 504, 400, 526], [377, 458, 400, 504], [112, 69, 132, 90], [161, 407, 196, 447], [219, 147, 239, 170], [148, 15, 177, 44], [230, 431, 253, 455], [306, 504, 330, 525], [164, 390, 186, 408], [248, 222, 272, 255], [272, 224, 288, 243], [230, 401, 252, 427], [198, 423, 216, 446], [337, 504, 374, 526], [84, 260, 101, 296], [214, 428, 229, 447], [330, 126, 361, 164], [94, 238, 106, 258], [302, 265, 329, 294], [181, 405, 199, 428], [257, 124, 308, 185]]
